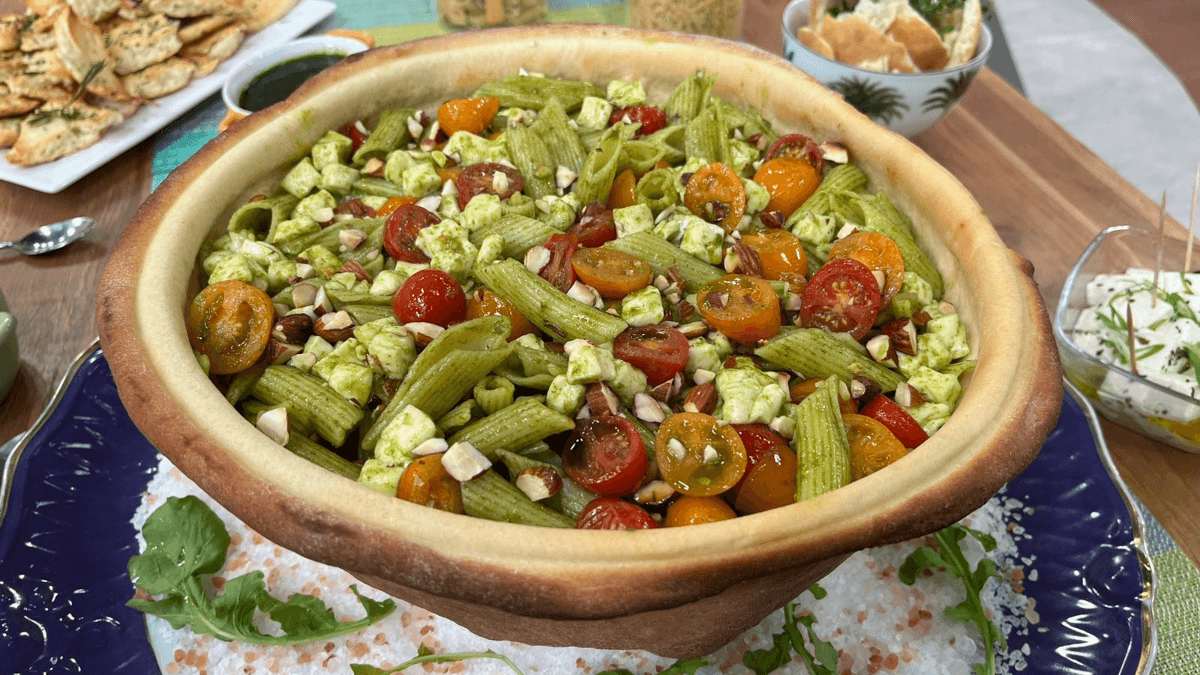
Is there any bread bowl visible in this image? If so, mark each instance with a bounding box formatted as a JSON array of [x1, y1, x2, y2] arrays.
[[96, 25, 1062, 658]]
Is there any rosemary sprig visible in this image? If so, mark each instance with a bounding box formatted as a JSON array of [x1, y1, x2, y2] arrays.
[[27, 60, 104, 127]]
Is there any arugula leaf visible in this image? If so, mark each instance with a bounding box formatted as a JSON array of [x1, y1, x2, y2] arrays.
[[128, 496, 396, 646], [743, 586, 838, 675], [899, 525, 1006, 675], [352, 648, 524, 674], [1184, 344, 1200, 381]]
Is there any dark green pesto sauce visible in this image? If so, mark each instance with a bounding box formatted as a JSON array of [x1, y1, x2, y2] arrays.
[[239, 53, 345, 112]]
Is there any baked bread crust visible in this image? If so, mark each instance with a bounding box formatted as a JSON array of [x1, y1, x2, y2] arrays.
[[97, 25, 1061, 658]]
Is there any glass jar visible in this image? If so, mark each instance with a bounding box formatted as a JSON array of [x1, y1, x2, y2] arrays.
[[628, 0, 743, 40], [438, 0, 548, 29]]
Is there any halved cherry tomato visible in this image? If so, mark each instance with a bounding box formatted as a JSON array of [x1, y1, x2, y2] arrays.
[[383, 203, 440, 263], [733, 446, 798, 515], [392, 269, 467, 327], [186, 280, 274, 375], [396, 455, 464, 514], [567, 203, 618, 247], [697, 274, 781, 345], [608, 168, 639, 209], [562, 416, 649, 496], [731, 423, 788, 494], [684, 162, 746, 231], [456, 162, 525, 209], [571, 248, 653, 299], [828, 231, 906, 307], [437, 164, 463, 186], [376, 195, 419, 219], [655, 412, 748, 497], [739, 229, 809, 281], [540, 233, 578, 292], [612, 325, 690, 385], [608, 105, 668, 138], [575, 497, 658, 530], [844, 413, 908, 481], [861, 395, 929, 449], [765, 133, 825, 173], [466, 288, 537, 341], [665, 495, 737, 526], [752, 157, 823, 218], [800, 258, 882, 341], [789, 378, 858, 415], [437, 96, 501, 137]]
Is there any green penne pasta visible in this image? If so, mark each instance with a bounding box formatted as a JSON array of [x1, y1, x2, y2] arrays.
[[278, 217, 384, 257], [634, 168, 680, 214], [528, 96, 588, 172], [684, 103, 732, 166], [793, 376, 851, 502], [504, 124, 557, 199], [494, 448, 597, 520], [474, 75, 603, 112], [469, 213, 556, 259], [351, 176, 404, 198], [573, 125, 624, 206], [252, 366, 364, 447], [855, 192, 945, 297], [473, 259, 628, 344], [754, 328, 906, 392], [448, 396, 575, 458], [604, 231, 724, 292], [286, 432, 362, 481], [665, 70, 717, 123], [228, 193, 298, 240], [473, 375, 515, 415], [461, 470, 574, 527], [353, 108, 415, 165]]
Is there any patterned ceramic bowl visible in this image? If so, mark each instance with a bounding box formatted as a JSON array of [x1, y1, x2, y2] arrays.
[[781, 0, 993, 137]]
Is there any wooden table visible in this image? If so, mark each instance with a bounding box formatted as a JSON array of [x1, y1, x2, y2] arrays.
[[3, 0, 1199, 571]]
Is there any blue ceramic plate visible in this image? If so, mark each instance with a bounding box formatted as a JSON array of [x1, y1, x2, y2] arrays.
[[0, 343, 1154, 674]]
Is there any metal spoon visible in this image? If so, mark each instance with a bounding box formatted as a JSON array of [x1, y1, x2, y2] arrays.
[[0, 217, 96, 256]]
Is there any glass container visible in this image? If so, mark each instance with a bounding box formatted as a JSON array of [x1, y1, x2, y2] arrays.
[[1054, 224, 1200, 453], [628, 0, 743, 40], [438, 0, 547, 29]]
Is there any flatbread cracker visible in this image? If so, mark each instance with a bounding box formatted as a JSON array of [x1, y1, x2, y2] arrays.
[[107, 13, 183, 75], [0, 15, 28, 51], [146, 0, 239, 19], [945, 0, 982, 67], [886, 12, 949, 71], [65, 0, 122, 22], [53, 8, 130, 99], [177, 12, 236, 43], [0, 117, 21, 147], [6, 101, 122, 165], [181, 21, 244, 76], [797, 26, 834, 60], [238, 0, 296, 32], [820, 14, 916, 74], [122, 56, 195, 98]]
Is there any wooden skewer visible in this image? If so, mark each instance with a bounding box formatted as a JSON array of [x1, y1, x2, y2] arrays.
[[1127, 299, 1139, 376], [1152, 190, 1166, 308], [1187, 164, 1199, 273]]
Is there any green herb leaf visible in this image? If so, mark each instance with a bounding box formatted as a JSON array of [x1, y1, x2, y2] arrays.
[[899, 525, 1006, 675], [127, 496, 396, 646], [742, 630, 794, 675], [1185, 343, 1200, 380], [355, 649, 524, 674]]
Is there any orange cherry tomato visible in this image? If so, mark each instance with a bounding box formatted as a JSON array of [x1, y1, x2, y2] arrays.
[[789, 378, 858, 415], [739, 229, 809, 281], [466, 287, 537, 341], [437, 96, 501, 137], [665, 495, 737, 526], [186, 280, 274, 375], [437, 164, 463, 186], [376, 195, 419, 218], [696, 274, 781, 345], [752, 157, 822, 217], [733, 446, 798, 515], [570, 247, 653, 299], [844, 413, 908, 481], [655, 412, 748, 497], [684, 162, 746, 231], [396, 455, 464, 514], [607, 168, 638, 209], [828, 231, 906, 307]]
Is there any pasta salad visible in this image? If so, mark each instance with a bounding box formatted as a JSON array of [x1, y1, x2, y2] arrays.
[[186, 71, 975, 529]]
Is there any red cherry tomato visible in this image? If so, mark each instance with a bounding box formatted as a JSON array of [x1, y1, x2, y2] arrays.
[[383, 204, 440, 263], [562, 416, 649, 496], [575, 497, 659, 530], [608, 105, 668, 138], [765, 133, 825, 173], [861, 395, 929, 449], [456, 162, 525, 209], [731, 423, 788, 493], [392, 269, 467, 327], [337, 121, 367, 153], [800, 258, 883, 341], [539, 233, 578, 293], [612, 325, 690, 386], [567, 203, 619, 248]]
